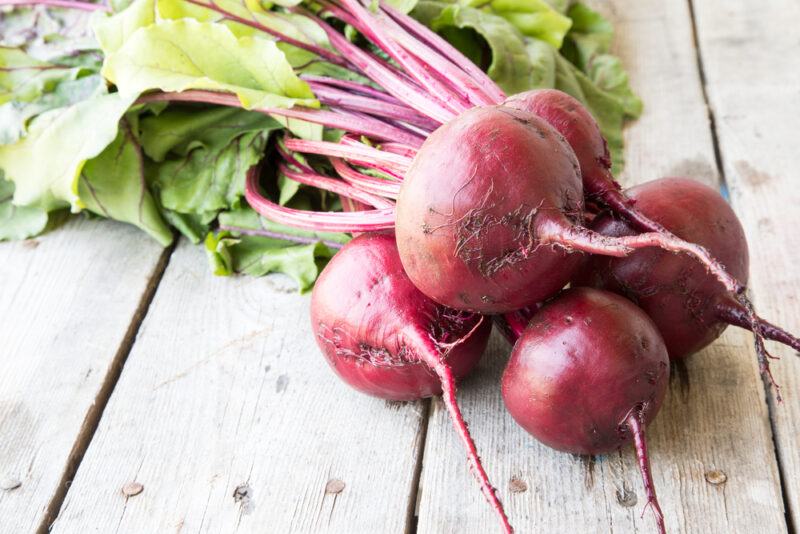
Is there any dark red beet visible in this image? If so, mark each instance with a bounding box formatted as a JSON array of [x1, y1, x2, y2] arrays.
[[501, 287, 669, 533], [395, 105, 752, 318], [505, 91, 791, 394], [395, 105, 586, 314], [310, 232, 511, 532], [574, 178, 800, 396], [504, 89, 664, 235]]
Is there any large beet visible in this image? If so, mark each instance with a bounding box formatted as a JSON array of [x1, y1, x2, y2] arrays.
[[395, 105, 586, 313], [501, 287, 669, 533], [312, 232, 490, 400], [310, 232, 511, 532], [574, 177, 799, 370]]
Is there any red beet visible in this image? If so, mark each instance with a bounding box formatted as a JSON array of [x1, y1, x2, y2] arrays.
[[310, 232, 511, 532], [394, 105, 749, 316], [505, 91, 792, 393], [504, 89, 668, 235], [395, 105, 585, 313], [574, 178, 800, 396], [501, 287, 669, 534]]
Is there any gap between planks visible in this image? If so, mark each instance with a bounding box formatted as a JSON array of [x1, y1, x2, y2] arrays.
[[405, 399, 432, 534], [36, 240, 177, 534], [686, 0, 795, 532]]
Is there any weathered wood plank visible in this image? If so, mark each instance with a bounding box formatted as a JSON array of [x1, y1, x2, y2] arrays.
[[0, 219, 167, 533], [415, 0, 787, 532], [692, 0, 800, 525], [52, 242, 426, 533]]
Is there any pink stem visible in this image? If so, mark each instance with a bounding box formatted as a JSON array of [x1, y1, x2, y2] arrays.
[[376, 142, 418, 159], [245, 166, 395, 233], [626, 411, 666, 534], [300, 75, 398, 103], [308, 83, 438, 130], [284, 138, 412, 175], [336, 0, 472, 115], [503, 311, 530, 341], [378, 12, 495, 107], [304, 9, 456, 123], [0, 0, 108, 10], [381, 2, 505, 104], [136, 90, 424, 146], [279, 164, 394, 208], [330, 157, 401, 199], [184, 0, 347, 67]]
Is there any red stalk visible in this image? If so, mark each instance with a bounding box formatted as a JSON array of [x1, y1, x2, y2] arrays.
[[283, 138, 412, 175], [335, 0, 472, 115], [305, 9, 457, 123], [136, 90, 424, 146], [245, 166, 395, 233], [380, 2, 505, 104], [300, 75, 398, 103], [279, 164, 394, 209], [330, 157, 401, 199], [308, 83, 438, 130]]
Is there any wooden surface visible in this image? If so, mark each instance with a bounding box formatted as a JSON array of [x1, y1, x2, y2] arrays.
[[2, 0, 799, 533], [0, 219, 167, 533], [416, 1, 786, 532], [693, 0, 800, 527], [51, 243, 427, 533]]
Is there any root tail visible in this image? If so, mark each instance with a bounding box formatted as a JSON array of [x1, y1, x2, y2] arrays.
[[411, 327, 513, 534], [626, 410, 666, 534]]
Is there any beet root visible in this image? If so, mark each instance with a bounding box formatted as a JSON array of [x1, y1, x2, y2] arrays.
[[395, 105, 751, 319], [501, 287, 669, 533], [504, 88, 665, 235], [395, 105, 586, 313], [574, 177, 800, 397], [310, 232, 511, 532], [505, 90, 794, 393]]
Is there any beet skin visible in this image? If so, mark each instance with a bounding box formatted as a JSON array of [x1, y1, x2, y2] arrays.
[[310, 232, 512, 532], [395, 105, 585, 314], [501, 288, 669, 455], [311, 232, 490, 400], [574, 177, 749, 359]]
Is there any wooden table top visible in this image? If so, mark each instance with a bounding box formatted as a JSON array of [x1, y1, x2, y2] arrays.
[[1, 0, 798, 532]]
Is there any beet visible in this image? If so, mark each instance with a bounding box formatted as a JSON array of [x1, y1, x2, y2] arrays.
[[395, 105, 586, 313], [505, 92, 793, 392], [394, 105, 751, 317], [310, 232, 511, 532], [504, 89, 669, 235], [574, 177, 800, 396], [501, 287, 669, 533]]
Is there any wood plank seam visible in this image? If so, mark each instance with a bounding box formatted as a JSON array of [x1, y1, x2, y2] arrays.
[[405, 399, 432, 534], [36, 241, 177, 534], [685, 1, 795, 532]]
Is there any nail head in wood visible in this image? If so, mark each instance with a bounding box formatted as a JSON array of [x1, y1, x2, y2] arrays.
[[122, 481, 144, 497]]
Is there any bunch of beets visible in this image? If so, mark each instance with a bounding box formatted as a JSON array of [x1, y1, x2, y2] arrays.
[[154, 1, 800, 531]]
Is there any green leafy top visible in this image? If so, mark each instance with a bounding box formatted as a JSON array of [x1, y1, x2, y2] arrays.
[[413, 0, 641, 170], [0, 0, 642, 293]]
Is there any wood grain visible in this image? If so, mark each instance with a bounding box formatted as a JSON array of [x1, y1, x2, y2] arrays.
[[415, 0, 787, 532], [692, 0, 800, 526], [0, 218, 167, 533], [52, 242, 427, 533]]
